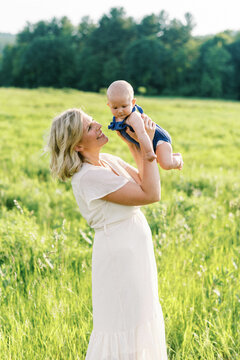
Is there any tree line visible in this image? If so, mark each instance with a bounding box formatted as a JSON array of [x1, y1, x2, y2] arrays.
[[0, 33, 16, 54], [0, 8, 240, 99]]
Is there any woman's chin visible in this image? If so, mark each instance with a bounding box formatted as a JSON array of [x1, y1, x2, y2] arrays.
[[100, 134, 108, 145]]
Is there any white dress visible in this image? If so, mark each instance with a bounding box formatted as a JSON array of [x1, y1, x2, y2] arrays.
[[71, 153, 168, 360]]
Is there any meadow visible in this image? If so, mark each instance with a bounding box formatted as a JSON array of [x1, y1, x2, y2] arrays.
[[0, 87, 239, 359]]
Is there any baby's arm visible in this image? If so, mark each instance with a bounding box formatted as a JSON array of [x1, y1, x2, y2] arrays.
[[156, 142, 183, 170], [127, 112, 156, 162]]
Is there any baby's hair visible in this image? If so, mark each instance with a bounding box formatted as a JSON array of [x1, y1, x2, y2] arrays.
[[48, 108, 84, 181], [107, 80, 134, 101]]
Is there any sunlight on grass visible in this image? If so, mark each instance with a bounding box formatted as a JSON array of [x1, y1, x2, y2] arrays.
[[0, 88, 239, 359]]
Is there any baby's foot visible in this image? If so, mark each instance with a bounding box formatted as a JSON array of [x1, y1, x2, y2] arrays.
[[173, 153, 183, 170]]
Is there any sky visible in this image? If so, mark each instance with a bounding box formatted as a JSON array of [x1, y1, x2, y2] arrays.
[[1, 0, 240, 36]]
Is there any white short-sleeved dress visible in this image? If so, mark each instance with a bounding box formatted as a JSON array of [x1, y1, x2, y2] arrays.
[[71, 153, 168, 360]]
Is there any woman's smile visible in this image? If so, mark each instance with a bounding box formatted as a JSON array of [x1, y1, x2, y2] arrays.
[[97, 130, 104, 139]]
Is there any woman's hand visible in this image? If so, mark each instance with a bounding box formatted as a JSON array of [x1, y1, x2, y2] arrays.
[[141, 113, 156, 142], [124, 113, 155, 143]]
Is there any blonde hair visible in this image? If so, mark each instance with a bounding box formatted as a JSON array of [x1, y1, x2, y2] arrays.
[[48, 108, 84, 181]]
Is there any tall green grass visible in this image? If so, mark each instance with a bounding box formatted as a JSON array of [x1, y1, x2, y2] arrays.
[[0, 88, 239, 359]]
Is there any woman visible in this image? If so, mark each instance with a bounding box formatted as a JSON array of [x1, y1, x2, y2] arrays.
[[48, 108, 168, 359]]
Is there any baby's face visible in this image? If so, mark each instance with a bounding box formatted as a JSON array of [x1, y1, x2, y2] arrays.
[[108, 94, 135, 120]]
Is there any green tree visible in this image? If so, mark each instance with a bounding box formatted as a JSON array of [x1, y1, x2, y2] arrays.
[[0, 17, 77, 88], [103, 57, 122, 85], [137, 14, 162, 37], [17, 17, 75, 44], [0, 45, 16, 85], [124, 37, 166, 94], [76, 47, 103, 91], [76, 16, 96, 44], [160, 13, 196, 93], [197, 34, 234, 98], [16, 36, 77, 87], [0, 33, 16, 54], [77, 7, 137, 90], [228, 39, 240, 99], [0, 9, 238, 99], [176, 38, 200, 96]]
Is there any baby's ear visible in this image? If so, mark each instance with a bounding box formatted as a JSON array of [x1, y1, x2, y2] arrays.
[[132, 98, 136, 106]]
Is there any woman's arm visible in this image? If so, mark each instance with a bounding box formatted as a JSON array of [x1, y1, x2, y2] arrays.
[[115, 134, 142, 184], [102, 115, 160, 206], [118, 158, 141, 185], [117, 113, 156, 181], [101, 177, 160, 205], [127, 112, 156, 162]]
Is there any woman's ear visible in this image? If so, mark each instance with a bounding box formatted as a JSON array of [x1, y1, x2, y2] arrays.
[[74, 144, 83, 152]]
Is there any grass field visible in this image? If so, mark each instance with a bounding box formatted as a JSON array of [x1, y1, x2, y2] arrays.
[[0, 87, 239, 359]]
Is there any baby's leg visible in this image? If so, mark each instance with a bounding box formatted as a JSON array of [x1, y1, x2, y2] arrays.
[[156, 142, 182, 170]]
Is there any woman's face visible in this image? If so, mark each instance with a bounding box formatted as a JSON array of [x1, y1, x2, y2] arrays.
[[79, 112, 108, 151]]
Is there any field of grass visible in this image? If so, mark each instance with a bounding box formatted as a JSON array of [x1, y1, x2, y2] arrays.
[[0, 87, 239, 359]]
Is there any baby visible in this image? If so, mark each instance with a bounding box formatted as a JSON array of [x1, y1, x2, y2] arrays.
[[107, 80, 183, 170]]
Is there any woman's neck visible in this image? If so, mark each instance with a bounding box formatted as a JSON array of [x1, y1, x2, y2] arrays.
[[83, 150, 101, 166]]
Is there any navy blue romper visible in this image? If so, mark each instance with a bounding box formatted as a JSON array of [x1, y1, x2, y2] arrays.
[[108, 104, 172, 152]]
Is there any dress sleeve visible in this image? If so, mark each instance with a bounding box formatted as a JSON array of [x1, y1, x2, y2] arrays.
[[80, 167, 129, 206], [115, 156, 129, 169]]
